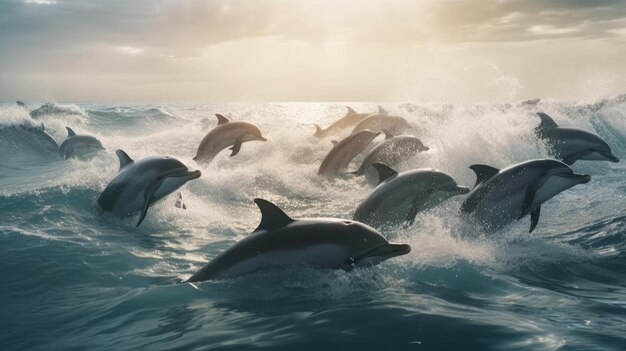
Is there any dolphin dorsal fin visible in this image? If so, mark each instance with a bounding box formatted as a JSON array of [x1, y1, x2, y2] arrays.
[[115, 150, 134, 171], [331, 140, 339, 146], [371, 162, 398, 184], [313, 124, 324, 137], [383, 130, 394, 139], [469, 164, 500, 188], [253, 198, 294, 232], [40, 123, 45, 131], [215, 114, 230, 125], [377, 105, 387, 115], [346, 106, 357, 115], [66, 127, 76, 137], [536, 112, 558, 129]]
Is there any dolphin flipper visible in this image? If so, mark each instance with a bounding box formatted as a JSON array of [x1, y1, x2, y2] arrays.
[[518, 179, 542, 220], [229, 135, 244, 157], [136, 178, 166, 227], [175, 192, 186, 210], [529, 206, 541, 233]]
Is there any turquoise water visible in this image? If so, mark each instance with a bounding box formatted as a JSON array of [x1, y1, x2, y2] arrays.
[[1, 100, 625, 350]]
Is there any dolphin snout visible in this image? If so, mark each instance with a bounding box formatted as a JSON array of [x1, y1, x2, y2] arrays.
[[607, 153, 620, 163], [258, 136, 268, 142], [189, 170, 202, 179], [579, 174, 591, 184]]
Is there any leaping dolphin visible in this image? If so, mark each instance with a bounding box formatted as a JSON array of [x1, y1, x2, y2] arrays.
[[460, 159, 591, 233], [59, 127, 104, 160], [351, 134, 429, 176], [193, 114, 267, 164], [97, 150, 201, 227], [354, 163, 469, 229], [535, 112, 619, 165], [187, 198, 411, 282], [351, 110, 412, 136], [313, 106, 376, 138], [318, 130, 381, 176]]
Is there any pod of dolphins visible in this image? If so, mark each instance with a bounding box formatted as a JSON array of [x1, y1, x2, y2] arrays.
[[13, 102, 620, 283]]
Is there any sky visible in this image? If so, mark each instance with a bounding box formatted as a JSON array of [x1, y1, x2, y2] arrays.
[[1, 0, 626, 102]]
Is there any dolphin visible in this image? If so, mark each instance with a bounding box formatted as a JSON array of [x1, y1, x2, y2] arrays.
[[351, 134, 429, 176], [97, 150, 202, 227], [460, 159, 591, 233], [13, 122, 59, 153], [59, 127, 104, 160], [187, 198, 411, 282], [16, 101, 27, 108], [318, 130, 381, 176], [29, 102, 84, 119], [313, 106, 376, 138], [353, 163, 469, 229], [193, 114, 267, 164], [351, 111, 412, 136], [535, 112, 619, 165]]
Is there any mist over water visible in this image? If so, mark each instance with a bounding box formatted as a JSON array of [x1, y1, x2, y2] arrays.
[[1, 99, 625, 350]]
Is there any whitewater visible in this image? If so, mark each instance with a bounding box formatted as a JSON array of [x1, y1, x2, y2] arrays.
[[1, 100, 625, 350]]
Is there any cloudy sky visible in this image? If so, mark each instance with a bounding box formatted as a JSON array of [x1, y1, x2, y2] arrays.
[[1, 0, 626, 102]]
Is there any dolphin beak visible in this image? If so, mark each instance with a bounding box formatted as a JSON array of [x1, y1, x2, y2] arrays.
[[422, 146, 430, 151], [565, 173, 591, 184], [455, 186, 471, 194], [603, 152, 620, 163], [187, 170, 202, 180], [366, 243, 412, 259], [258, 136, 267, 142]]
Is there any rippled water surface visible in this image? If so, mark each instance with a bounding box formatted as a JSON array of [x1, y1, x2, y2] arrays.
[[1, 100, 625, 350]]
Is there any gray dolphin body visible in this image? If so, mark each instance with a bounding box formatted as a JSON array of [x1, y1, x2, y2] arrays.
[[535, 112, 619, 165], [187, 198, 411, 282], [354, 163, 469, 229], [352, 135, 429, 176], [29, 102, 84, 119], [193, 114, 267, 164], [13, 123, 59, 153], [313, 106, 377, 138], [59, 127, 104, 160], [318, 130, 381, 176], [97, 150, 201, 226], [460, 159, 591, 233], [351, 112, 412, 136]]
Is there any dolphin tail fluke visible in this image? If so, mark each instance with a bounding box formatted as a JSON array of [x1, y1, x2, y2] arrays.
[[529, 206, 541, 233]]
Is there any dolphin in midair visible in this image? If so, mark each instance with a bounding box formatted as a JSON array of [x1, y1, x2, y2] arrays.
[[97, 150, 201, 227], [187, 198, 411, 282], [318, 130, 381, 176], [534, 112, 619, 165], [59, 127, 104, 160], [351, 134, 429, 176], [354, 163, 469, 229], [193, 114, 267, 164], [351, 109, 412, 136], [313, 106, 377, 138], [460, 159, 591, 233]]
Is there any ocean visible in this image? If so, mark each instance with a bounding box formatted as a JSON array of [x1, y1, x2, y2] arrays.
[[1, 100, 625, 350]]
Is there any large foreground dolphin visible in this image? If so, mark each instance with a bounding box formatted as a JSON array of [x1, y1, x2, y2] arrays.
[[354, 163, 469, 229], [352, 135, 429, 176], [193, 114, 267, 164], [59, 127, 104, 160], [351, 111, 412, 136], [97, 150, 201, 226], [313, 106, 371, 138], [318, 130, 380, 176], [535, 112, 619, 165], [460, 159, 591, 233], [187, 198, 411, 282]]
